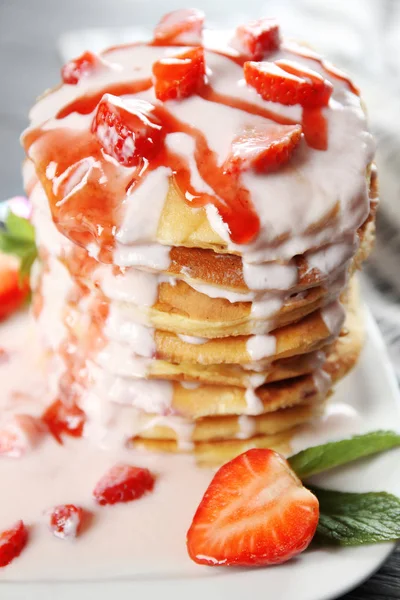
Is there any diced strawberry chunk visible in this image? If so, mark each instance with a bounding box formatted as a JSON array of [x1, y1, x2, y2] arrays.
[[0, 254, 30, 322], [42, 399, 85, 443], [154, 9, 204, 45], [225, 123, 302, 174], [93, 463, 155, 506], [0, 415, 46, 458], [0, 521, 28, 568], [244, 59, 333, 108], [46, 504, 84, 540], [92, 95, 164, 167], [187, 448, 319, 567], [61, 51, 101, 85], [231, 18, 280, 59], [152, 47, 206, 102]]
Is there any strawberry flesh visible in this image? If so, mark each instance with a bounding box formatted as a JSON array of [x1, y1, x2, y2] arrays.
[[61, 51, 100, 85], [46, 504, 84, 540], [231, 18, 280, 60], [225, 123, 302, 174], [152, 47, 206, 102], [187, 448, 319, 567], [0, 414, 46, 458], [0, 521, 28, 568], [92, 94, 164, 167], [42, 399, 85, 443], [0, 255, 30, 322], [244, 59, 333, 108], [93, 463, 155, 506], [154, 9, 204, 45]]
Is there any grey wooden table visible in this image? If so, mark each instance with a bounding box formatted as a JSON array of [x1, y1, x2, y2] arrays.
[[0, 0, 398, 597]]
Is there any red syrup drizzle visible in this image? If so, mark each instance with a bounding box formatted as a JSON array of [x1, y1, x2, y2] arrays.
[[283, 43, 360, 151], [24, 42, 358, 257]]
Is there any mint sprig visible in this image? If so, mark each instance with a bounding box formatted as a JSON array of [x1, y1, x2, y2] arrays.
[[311, 487, 400, 546], [0, 211, 37, 280], [289, 430, 400, 480]]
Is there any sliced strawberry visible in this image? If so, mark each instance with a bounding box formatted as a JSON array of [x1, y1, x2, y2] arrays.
[[244, 59, 333, 108], [154, 8, 204, 45], [0, 521, 28, 568], [93, 463, 155, 506], [0, 255, 30, 322], [187, 448, 319, 567], [42, 399, 85, 444], [46, 504, 84, 540], [153, 47, 206, 102], [0, 415, 46, 458], [92, 94, 164, 167], [61, 51, 101, 85], [225, 123, 302, 174], [231, 18, 280, 60]]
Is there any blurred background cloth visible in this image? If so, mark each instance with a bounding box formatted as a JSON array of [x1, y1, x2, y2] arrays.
[[0, 0, 399, 379]]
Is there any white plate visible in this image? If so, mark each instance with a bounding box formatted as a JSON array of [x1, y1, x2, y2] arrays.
[[0, 308, 399, 600]]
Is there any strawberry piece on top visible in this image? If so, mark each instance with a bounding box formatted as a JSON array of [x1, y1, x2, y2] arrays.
[[92, 95, 164, 167], [61, 51, 101, 85], [0, 521, 28, 568], [93, 463, 155, 506], [154, 8, 204, 46], [231, 18, 281, 60], [46, 504, 84, 540], [0, 254, 30, 322], [153, 47, 206, 102], [42, 399, 85, 443], [0, 415, 46, 458], [187, 448, 319, 567], [244, 59, 333, 108], [225, 123, 302, 174]]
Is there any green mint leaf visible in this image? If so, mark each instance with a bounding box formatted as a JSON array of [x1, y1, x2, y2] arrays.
[[5, 212, 35, 242], [310, 486, 400, 546], [288, 430, 400, 479]]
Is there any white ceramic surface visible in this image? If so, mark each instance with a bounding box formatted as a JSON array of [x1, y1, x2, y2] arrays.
[[0, 307, 399, 600]]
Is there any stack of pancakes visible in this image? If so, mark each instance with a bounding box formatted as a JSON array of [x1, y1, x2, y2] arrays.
[[22, 13, 377, 463]]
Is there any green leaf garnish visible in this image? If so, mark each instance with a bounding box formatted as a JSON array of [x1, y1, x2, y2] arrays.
[[311, 486, 400, 546], [0, 211, 37, 281], [289, 430, 400, 479]]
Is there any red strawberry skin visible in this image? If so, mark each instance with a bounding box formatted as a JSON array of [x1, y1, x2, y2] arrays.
[[61, 51, 100, 85], [231, 18, 280, 60], [0, 521, 28, 568], [93, 463, 155, 506], [154, 8, 204, 45], [153, 47, 206, 102], [92, 94, 164, 167], [0, 257, 30, 322], [225, 123, 302, 174], [46, 505, 84, 540], [42, 399, 85, 443], [244, 60, 333, 108], [187, 448, 319, 567]]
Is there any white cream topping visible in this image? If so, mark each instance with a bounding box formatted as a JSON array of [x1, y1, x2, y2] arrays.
[[246, 334, 277, 361], [244, 387, 265, 415], [320, 301, 346, 336], [177, 334, 208, 345]]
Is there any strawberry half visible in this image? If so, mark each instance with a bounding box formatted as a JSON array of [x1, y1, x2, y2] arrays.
[[0, 415, 46, 458], [93, 463, 155, 506], [152, 47, 206, 102], [244, 59, 333, 108], [0, 255, 30, 322], [92, 94, 164, 167], [231, 18, 280, 60], [225, 123, 302, 174], [187, 448, 319, 567], [0, 521, 28, 568], [154, 8, 204, 45], [61, 51, 101, 85], [46, 504, 84, 540]]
